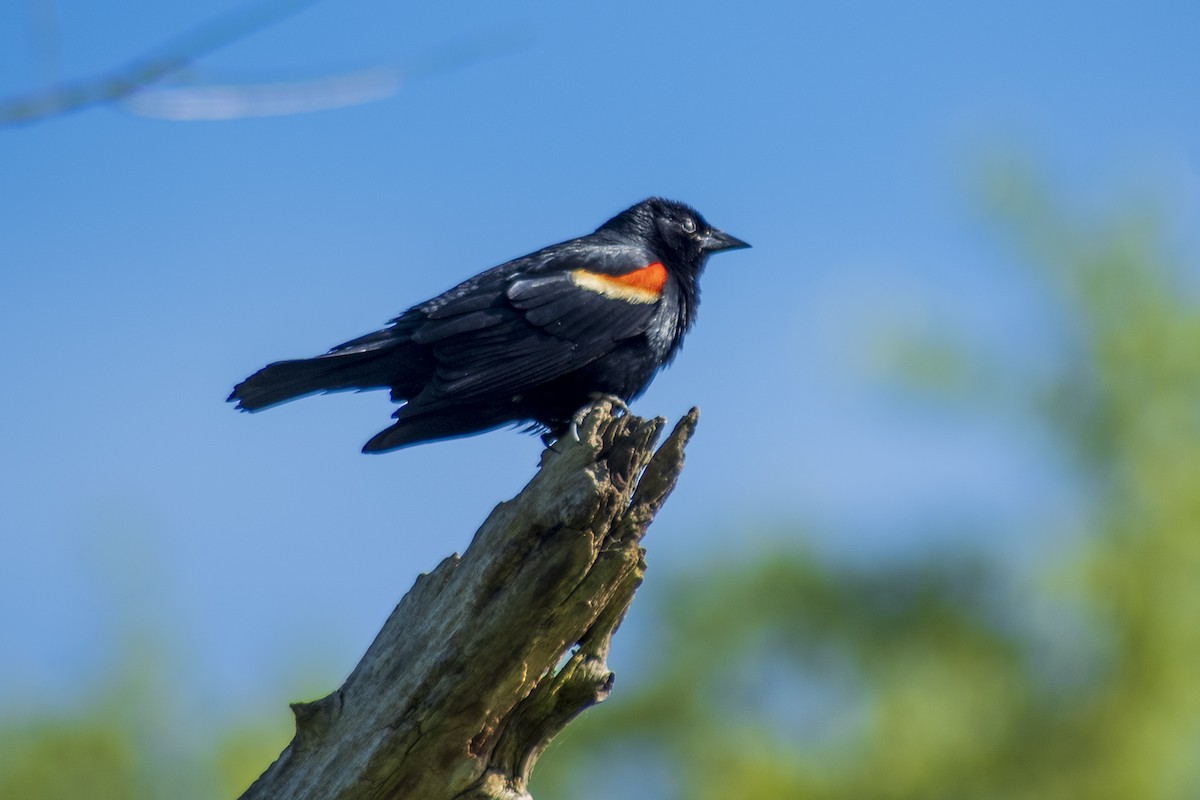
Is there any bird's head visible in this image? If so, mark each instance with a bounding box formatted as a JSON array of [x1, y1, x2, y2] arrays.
[[599, 197, 750, 271]]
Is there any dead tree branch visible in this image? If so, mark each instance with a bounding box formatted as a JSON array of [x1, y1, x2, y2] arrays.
[[238, 402, 699, 800]]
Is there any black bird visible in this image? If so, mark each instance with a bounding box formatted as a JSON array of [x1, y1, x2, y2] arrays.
[[228, 197, 749, 452]]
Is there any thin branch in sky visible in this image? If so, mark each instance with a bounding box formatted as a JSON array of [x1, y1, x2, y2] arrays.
[[116, 29, 531, 121], [119, 67, 404, 121], [0, 0, 323, 126]]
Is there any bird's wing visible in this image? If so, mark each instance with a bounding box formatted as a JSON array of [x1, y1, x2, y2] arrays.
[[405, 245, 665, 407]]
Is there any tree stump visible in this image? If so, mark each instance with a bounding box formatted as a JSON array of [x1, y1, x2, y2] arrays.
[[238, 402, 699, 800]]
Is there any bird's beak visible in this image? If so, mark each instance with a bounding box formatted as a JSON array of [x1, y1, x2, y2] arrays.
[[700, 228, 751, 253]]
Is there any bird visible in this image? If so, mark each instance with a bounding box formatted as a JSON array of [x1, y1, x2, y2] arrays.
[[228, 197, 749, 452]]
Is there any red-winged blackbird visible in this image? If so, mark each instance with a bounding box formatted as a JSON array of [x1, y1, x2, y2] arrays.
[[228, 197, 749, 452]]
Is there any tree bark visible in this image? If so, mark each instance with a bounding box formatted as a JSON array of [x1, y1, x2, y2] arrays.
[[238, 402, 699, 800]]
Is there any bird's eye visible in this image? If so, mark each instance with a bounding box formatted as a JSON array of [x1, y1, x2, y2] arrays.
[[682, 217, 697, 234]]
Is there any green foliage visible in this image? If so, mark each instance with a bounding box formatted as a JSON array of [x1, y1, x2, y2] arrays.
[[0, 723, 138, 800], [0, 643, 293, 799], [533, 178, 1200, 799]]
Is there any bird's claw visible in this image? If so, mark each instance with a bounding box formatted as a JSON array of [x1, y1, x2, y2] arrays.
[[540, 395, 629, 462], [588, 393, 631, 416], [541, 420, 581, 455]]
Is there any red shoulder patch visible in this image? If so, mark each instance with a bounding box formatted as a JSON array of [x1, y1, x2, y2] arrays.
[[570, 262, 667, 304], [610, 262, 667, 293]]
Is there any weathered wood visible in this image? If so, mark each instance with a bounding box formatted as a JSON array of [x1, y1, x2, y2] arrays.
[[238, 402, 699, 800]]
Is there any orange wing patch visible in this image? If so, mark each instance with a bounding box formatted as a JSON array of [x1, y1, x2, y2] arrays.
[[570, 262, 667, 304]]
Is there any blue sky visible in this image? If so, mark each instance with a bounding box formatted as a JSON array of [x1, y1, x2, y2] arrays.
[[2, 0, 1198, 722]]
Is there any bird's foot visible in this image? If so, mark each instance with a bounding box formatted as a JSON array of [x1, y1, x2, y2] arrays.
[[570, 396, 617, 434], [587, 393, 631, 416], [539, 397, 626, 464]]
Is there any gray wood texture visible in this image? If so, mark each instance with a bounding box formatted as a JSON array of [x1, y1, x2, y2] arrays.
[[238, 402, 699, 800]]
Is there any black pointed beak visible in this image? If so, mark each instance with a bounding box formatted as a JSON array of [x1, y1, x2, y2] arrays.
[[700, 228, 751, 253]]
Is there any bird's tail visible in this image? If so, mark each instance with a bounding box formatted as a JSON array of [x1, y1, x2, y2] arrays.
[[228, 322, 427, 411], [229, 352, 382, 410]]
